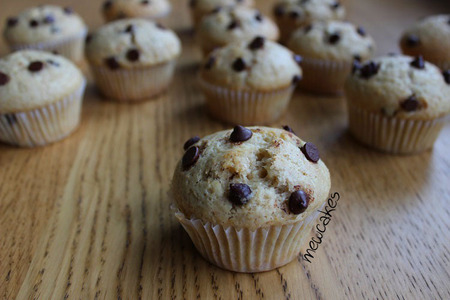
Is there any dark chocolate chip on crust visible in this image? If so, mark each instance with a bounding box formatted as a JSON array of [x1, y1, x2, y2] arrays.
[[126, 49, 140, 62], [443, 70, 450, 84], [182, 146, 200, 170], [85, 34, 92, 43], [400, 95, 419, 112], [283, 125, 295, 134], [43, 15, 55, 24], [229, 183, 252, 205], [183, 136, 200, 150], [7, 17, 18, 27], [141, 0, 150, 4], [359, 61, 380, 79], [353, 54, 361, 62], [63, 7, 73, 14], [204, 56, 216, 69], [232, 58, 246, 72], [301, 142, 320, 163], [156, 23, 166, 30], [105, 57, 120, 70], [405, 34, 419, 47], [248, 36, 265, 50], [356, 26, 366, 36], [290, 11, 300, 19], [328, 33, 340, 44], [410, 56, 425, 69], [29, 19, 39, 27], [255, 12, 263, 22], [125, 24, 134, 33], [292, 75, 302, 85], [28, 61, 44, 72], [293, 54, 302, 65], [230, 125, 252, 142], [0, 72, 10, 86], [288, 190, 309, 214], [330, 2, 340, 9], [227, 20, 240, 30]]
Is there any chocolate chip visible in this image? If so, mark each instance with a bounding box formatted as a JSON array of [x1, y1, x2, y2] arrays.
[[304, 24, 312, 33], [290, 11, 300, 19], [353, 54, 361, 62], [204, 56, 216, 69], [405, 34, 419, 47], [443, 70, 450, 84], [63, 7, 73, 14], [156, 23, 166, 30], [141, 0, 150, 4], [301, 142, 319, 163], [86, 34, 92, 43], [182, 146, 200, 170], [126, 49, 140, 62], [43, 15, 55, 24], [125, 24, 134, 33], [229, 183, 252, 205], [7, 17, 18, 27], [292, 75, 302, 85], [232, 58, 246, 72], [103, 0, 112, 10], [255, 12, 263, 22], [0, 72, 10, 86], [356, 26, 366, 36], [230, 125, 252, 143], [293, 54, 302, 65], [183, 136, 200, 150], [189, 0, 196, 8], [359, 61, 380, 79], [105, 57, 120, 70], [4, 114, 18, 126], [28, 61, 44, 72], [330, 2, 340, 9], [400, 95, 419, 112], [288, 190, 309, 214], [52, 50, 60, 55], [328, 33, 340, 44], [29, 19, 39, 27], [283, 125, 295, 134], [273, 4, 285, 17], [410, 56, 425, 69], [227, 20, 240, 30], [248, 36, 265, 50]]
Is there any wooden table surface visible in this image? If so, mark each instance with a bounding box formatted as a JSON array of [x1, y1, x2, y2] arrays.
[[1, 0, 449, 299]]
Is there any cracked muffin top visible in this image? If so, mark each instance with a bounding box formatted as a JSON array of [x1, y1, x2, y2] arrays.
[[199, 37, 302, 91], [171, 126, 331, 230], [345, 54, 450, 119], [101, 0, 172, 22]]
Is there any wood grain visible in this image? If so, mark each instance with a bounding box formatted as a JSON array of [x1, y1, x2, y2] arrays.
[[1, 0, 449, 299]]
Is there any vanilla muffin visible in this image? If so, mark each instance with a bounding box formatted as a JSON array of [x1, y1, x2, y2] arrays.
[[102, 0, 171, 22], [3, 5, 87, 64], [196, 6, 279, 54], [345, 54, 450, 154], [85, 18, 181, 101], [288, 20, 375, 94], [400, 15, 450, 70], [273, 0, 345, 43], [172, 125, 331, 272], [188, 0, 254, 27], [199, 37, 301, 124], [0, 50, 86, 147]]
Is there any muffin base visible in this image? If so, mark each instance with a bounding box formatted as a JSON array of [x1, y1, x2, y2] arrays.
[[199, 78, 296, 125], [0, 80, 86, 147], [90, 61, 176, 102], [9, 30, 87, 65], [348, 106, 446, 154], [174, 206, 323, 273]]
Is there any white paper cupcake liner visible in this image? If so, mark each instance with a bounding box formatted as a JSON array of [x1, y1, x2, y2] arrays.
[[299, 57, 351, 95], [90, 61, 176, 102], [198, 77, 295, 125], [9, 29, 87, 64], [348, 106, 446, 154], [0, 80, 86, 147], [173, 204, 324, 273]]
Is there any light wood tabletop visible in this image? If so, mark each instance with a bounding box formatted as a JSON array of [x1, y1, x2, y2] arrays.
[[1, 0, 449, 299]]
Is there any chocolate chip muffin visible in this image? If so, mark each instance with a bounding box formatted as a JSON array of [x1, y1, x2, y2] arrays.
[[196, 6, 279, 54], [85, 18, 181, 101], [189, 0, 254, 27], [102, 0, 171, 22], [345, 54, 450, 154], [3, 5, 87, 64], [273, 0, 345, 43], [400, 15, 450, 70], [198, 37, 301, 125], [0, 50, 86, 147], [172, 125, 331, 272], [288, 20, 375, 94]]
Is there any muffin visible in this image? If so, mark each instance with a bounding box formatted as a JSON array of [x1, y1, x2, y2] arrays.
[[0, 50, 86, 147], [198, 37, 302, 125], [85, 18, 181, 101], [196, 6, 279, 55], [172, 125, 331, 272], [288, 20, 375, 94], [273, 0, 345, 43], [188, 0, 254, 27], [102, 0, 172, 22], [400, 15, 450, 70], [345, 55, 450, 154], [3, 5, 88, 65]]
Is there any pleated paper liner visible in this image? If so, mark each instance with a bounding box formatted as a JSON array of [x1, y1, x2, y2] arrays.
[[10, 30, 87, 65], [348, 106, 446, 154], [173, 204, 324, 273], [90, 61, 176, 102], [0, 80, 86, 147], [198, 77, 296, 125]]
